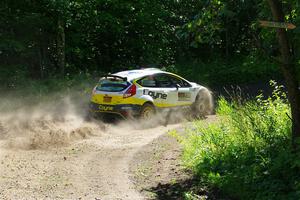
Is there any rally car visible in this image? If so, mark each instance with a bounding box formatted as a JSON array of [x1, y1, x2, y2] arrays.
[[89, 68, 213, 119]]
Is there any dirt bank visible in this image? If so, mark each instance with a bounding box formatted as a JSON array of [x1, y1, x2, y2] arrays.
[[130, 115, 218, 200]]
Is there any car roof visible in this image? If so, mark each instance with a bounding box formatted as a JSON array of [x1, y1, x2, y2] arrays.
[[112, 68, 165, 81]]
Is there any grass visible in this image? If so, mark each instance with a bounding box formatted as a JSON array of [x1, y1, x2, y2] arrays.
[[177, 81, 300, 200]]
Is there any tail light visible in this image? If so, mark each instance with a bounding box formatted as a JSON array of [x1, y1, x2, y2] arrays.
[[123, 84, 136, 98]]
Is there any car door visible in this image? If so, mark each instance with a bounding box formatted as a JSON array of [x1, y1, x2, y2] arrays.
[[167, 75, 194, 106], [152, 73, 178, 107], [137, 75, 171, 107]]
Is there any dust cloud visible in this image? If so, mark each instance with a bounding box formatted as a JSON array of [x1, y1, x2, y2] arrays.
[[0, 94, 105, 150], [0, 88, 213, 149]]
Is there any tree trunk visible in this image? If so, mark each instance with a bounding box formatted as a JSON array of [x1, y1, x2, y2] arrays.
[[57, 16, 65, 77], [267, 0, 300, 149]]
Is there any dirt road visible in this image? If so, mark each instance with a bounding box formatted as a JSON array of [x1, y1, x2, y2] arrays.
[[0, 114, 182, 200]]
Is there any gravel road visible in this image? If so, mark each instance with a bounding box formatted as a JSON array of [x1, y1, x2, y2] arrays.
[[0, 116, 182, 200]]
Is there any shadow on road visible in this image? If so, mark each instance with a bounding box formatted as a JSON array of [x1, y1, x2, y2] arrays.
[[145, 177, 233, 200], [145, 178, 198, 200]]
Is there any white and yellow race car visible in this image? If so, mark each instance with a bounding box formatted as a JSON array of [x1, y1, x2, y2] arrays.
[[89, 68, 213, 119]]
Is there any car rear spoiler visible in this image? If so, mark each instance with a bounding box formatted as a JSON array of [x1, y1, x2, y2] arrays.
[[103, 74, 127, 81]]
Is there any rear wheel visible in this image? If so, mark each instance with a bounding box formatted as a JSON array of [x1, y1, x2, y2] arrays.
[[140, 103, 155, 120]]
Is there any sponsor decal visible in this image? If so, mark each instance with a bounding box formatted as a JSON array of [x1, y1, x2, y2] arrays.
[[178, 92, 191, 101], [99, 105, 113, 111], [143, 89, 168, 100]]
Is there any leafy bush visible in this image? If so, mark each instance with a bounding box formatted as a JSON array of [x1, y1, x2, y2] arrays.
[[179, 81, 300, 199]]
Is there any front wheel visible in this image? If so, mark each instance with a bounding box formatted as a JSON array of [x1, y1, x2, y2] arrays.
[[192, 88, 213, 118], [140, 103, 155, 120]]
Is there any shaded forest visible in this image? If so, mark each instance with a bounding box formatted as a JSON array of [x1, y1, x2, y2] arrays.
[[1, 0, 299, 89]]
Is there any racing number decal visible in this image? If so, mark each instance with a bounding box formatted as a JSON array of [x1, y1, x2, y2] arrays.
[[143, 89, 168, 100]]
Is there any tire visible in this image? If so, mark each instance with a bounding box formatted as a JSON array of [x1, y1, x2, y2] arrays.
[[192, 88, 213, 118], [140, 103, 156, 119]]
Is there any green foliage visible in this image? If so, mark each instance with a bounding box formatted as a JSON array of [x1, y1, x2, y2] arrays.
[[0, 0, 299, 89], [169, 54, 280, 86], [0, 0, 181, 80], [178, 0, 260, 56], [179, 82, 300, 199]]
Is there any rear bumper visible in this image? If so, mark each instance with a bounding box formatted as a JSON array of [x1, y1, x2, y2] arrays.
[[89, 102, 141, 118]]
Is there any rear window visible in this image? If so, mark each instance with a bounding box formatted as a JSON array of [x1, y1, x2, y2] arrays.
[[96, 77, 129, 92]]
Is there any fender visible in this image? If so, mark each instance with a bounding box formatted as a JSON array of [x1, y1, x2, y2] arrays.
[[138, 95, 154, 103], [190, 83, 206, 102]]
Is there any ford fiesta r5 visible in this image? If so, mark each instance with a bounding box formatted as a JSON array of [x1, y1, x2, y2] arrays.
[[89, 68, 213, 119]]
